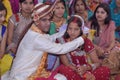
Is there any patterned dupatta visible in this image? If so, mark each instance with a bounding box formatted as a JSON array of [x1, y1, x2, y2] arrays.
[[58, 37, 87, 66], [64, 38, 88, 66], [69, 50, 88, 66]]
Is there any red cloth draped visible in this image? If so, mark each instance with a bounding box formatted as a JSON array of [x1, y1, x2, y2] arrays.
[[57, 38, 110, 80], [57, 65, 110, 80]]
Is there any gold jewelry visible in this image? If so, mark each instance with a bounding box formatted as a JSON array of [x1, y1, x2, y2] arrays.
[[28, 52, 50, 80], [28, 25, 50, 80], [54, 18, 64, 30]]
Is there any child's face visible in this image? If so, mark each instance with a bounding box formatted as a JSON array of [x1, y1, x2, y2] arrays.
[[67, 22, 81, 40], [0, 10, 6, 25]]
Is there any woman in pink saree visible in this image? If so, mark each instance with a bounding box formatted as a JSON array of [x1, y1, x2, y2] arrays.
[[87, 3, 120, 76]]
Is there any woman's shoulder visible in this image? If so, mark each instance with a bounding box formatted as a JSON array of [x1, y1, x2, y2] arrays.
[[109, 20, 115, 26], [9, 13, 20, 23], [9, 13, 23, 27], [108, 20, 116, 30], [110, 20, 115, 23]]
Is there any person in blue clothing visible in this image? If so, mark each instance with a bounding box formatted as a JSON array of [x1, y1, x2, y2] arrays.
[[47, 0, 68, 71]]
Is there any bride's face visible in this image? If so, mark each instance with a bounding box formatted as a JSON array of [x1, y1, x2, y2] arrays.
[[67, 22, 81, 40]]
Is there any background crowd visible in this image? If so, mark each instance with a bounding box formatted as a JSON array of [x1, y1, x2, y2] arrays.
[[0, 0, 120, 80]]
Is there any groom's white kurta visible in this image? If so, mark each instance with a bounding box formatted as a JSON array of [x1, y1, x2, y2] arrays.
[[2, 29, 84, 80]]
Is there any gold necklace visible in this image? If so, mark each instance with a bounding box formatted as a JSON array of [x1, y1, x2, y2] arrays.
[[54, 18, 64, 30], [78, 11, 88, 23], [31, 24, 43, 34], [29, 24, 50, 80]]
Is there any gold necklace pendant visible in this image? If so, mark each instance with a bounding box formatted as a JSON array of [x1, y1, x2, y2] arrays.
[[54, 18, 64, 30], [55, 20, 63, 28]]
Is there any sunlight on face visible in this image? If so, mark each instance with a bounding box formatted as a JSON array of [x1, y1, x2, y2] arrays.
[[67, 22, 81, 40]]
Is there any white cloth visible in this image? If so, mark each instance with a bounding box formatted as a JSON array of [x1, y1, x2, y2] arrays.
[[82, 26, 90, 34], [54, 73, 67, 80], [2, 29, 84, 80]]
